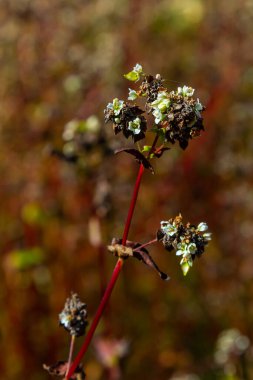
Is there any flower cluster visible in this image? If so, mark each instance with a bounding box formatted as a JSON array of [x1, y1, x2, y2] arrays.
[[149, 86, 205, 149], [105, 64, 205, 151], [157, 214, 211, 275], [104, 99, 147, 142], [59, 293, 88, 337]]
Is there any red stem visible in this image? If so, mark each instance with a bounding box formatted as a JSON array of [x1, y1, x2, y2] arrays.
[[66, 164, 145, 379], [67, 259, 123, 378], [122, 164, 144, 245]]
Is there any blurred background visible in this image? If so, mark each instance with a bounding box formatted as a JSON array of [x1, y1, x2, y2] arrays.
[[1, 0, 253, 379]]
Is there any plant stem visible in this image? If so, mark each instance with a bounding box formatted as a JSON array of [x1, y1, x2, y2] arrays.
[[65, 335, 75, 379], [122, 164, 144, 245], [136, 238, 158, 251], [66, 163, 145, 379], [67, 258, 124, 379]]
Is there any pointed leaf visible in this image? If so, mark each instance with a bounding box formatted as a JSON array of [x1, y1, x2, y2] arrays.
[[115, 148, 154, 174], [133, 247, 169, 281]]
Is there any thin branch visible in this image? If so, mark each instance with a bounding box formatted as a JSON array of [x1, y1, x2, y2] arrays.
[[65, 335, 75, 379]]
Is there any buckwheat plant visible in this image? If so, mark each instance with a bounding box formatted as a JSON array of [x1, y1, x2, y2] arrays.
[[45, 64, 211, 379]]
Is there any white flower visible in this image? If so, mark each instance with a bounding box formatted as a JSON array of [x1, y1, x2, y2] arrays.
[[59, 312, 71, 329], [107, 98, 124, 116], [128, 88, 138, 101], [197, 222, 208, 232], [128, 117, 141, 135], [176, 242, 197, 257], [151, 91, 170, 112], [195, 98, 203, 111], [152, 108, 164, 124], [203, 232, 212, 241], [160, 221, 177, 236], [188, 242, 197, 254], [176, 242, 190, 257], [133, 63, 143, 74], [177, 85, 195, 97]]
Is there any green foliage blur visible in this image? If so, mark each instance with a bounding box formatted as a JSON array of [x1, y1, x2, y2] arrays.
[[1, 0, 253, 379]]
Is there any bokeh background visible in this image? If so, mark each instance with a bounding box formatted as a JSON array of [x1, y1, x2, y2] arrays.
[[1, 0, 253, 379]]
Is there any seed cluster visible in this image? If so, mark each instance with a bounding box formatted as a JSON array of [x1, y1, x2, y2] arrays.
[[139, 74, 164, 103], [104, 100, 147, 142], [59, 293, 88, 337], [159, 92, 205, 150]]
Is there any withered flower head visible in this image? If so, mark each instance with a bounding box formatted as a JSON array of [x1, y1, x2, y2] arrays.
[[150, 86, 205, 150], [139, 74, 165, 103], [59, 293, 88, 337], [157, 214, 211, 275], [104, 99, 147, 142]]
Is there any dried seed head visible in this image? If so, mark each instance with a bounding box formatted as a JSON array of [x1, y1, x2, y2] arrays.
[[59, 293, 88, 337], [104, 101, 147, 142], [139, 74, 165, 103], [163, 91, 205, 150]]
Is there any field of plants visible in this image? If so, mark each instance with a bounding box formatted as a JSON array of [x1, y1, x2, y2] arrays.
[[1, 0, 253, 379]]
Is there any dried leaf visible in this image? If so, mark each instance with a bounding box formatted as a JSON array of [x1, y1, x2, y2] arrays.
[[107, 243, 133, 258], [108, 238, 169, 280], [133, 247, 169, 281], [43, 361, 85, 379], [115, 148, 154, 174]]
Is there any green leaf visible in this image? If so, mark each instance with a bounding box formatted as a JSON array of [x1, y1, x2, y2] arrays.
[[124, 71, 140, 82]]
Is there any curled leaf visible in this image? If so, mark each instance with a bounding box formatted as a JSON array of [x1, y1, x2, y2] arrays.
[[133, 247, 169, 281], [115, 148, 154, 174]]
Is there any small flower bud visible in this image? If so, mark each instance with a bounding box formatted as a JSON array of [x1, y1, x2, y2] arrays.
[[197, 222, 208, 232]]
